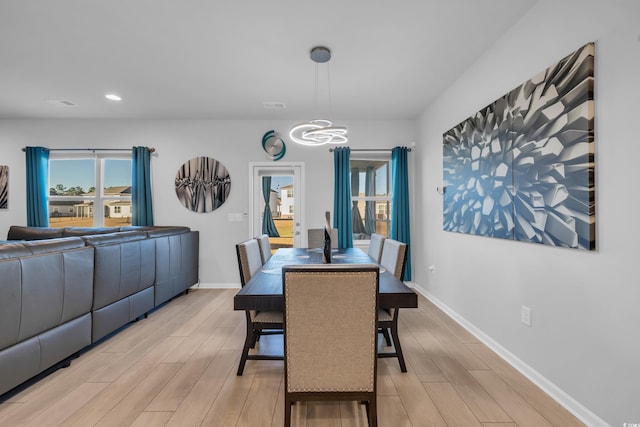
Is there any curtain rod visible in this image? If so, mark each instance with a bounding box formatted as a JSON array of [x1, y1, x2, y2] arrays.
[[21, 147, 155, 153], [328, 148, 412, 152]]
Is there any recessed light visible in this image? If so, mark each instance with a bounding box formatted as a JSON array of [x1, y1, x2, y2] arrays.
[[105, 93, 122, 101]]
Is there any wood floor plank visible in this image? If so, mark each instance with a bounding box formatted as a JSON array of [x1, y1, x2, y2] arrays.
[[87, 317, 188, 383], [397, 328, 447, 383], [375, 352, 399, 396], [305, 402, 342, 427], [428, 324, 488, 370], [146, 327, 235, 411], [470, 369, 554, 427], [0, 351, 114, 426], [165, 349, 238, 427], [169, 290, 231, 337], [384, 359, 448, 427], [199, 361, 261, 427], [24, 382, 108, 427], [467, 343, 585, 427], [411, 329, 512, 423], [60, 336, 184, 427], [130, 411, 173, 427], [419, 297, 480, 344], [94, 362, 182, 427], [235, 362, 282, 427], [423, 381, 483, 427], [377, 395, 412, 427]]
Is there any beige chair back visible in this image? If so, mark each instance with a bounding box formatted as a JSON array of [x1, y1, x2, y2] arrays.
[[307, 228, 338, 249], [236, 239, 263, 286], [283, 264, 379, 393], [380, 239, 407, 281], [367, 233, 386, 263], [255, 234, 272, 264]]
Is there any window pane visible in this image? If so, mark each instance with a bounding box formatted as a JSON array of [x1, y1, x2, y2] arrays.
[[104, 201, 131, 227], [350, 158, 392, 239], [104, 159, 132, 192], [49, 159, 95, 195]]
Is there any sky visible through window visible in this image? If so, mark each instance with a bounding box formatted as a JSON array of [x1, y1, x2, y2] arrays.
[[49, 159, 131, 192]]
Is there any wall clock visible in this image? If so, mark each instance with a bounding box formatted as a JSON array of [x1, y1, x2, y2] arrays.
[[262, 130, 286, 161]]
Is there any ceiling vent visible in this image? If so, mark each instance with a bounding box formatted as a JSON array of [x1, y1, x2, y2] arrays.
[[262, 101, 286, 110]]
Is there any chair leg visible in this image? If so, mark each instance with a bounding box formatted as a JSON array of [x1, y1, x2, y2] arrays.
[[284, 395, 292, 427], [237, 317, 254, 376], [390, 318, 407, 373], [250, 328, 260, 348], [368, 396, 377, 427], [380, 327, 392, 346]]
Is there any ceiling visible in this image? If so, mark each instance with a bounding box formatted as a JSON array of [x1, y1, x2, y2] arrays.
[[0, 0, 537, 120]]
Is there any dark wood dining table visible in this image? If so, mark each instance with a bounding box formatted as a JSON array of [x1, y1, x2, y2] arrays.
[[234, 247, 418, 312]]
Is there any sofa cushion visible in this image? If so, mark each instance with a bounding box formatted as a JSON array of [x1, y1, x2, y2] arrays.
[[6, 226, 64, 241], [0, 242, 31, 259], [22, 237, 86, 254], [81, 230, 148, 246], [62, 227, 120, 237]]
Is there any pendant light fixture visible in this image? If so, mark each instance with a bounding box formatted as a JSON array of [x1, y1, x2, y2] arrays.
[[289, 46, 348, 146]]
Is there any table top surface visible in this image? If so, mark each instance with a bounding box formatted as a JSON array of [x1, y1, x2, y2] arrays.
[[234, 247, 418, 311]]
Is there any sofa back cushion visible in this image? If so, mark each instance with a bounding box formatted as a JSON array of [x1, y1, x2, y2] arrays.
[[0, 246, 94, 350], [6, 226, 64, 241]]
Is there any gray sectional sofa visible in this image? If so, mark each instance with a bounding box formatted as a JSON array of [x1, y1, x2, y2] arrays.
[[0, 225, 199, 397]]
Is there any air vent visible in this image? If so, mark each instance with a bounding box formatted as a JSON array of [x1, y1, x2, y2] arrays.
[[262, 101, 286, 110], [46, 100, 77, 107]]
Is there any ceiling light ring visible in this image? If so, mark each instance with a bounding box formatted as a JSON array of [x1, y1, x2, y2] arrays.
[[289, 46, 348, 146]]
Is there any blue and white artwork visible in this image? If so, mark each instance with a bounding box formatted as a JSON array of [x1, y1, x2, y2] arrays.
[[443, 42, 595, 250]]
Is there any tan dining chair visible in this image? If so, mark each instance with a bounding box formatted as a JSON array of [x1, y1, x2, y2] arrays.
[[255, 233, 272, 264], [378, 238, 408, 372], [367, 233, 386, 263], [307, 227, 338, 249], [283, 264, 379, 427], [235, 238, 283, 375]]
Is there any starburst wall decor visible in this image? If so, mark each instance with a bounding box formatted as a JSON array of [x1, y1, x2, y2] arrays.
[[443, 42, 595, 250]]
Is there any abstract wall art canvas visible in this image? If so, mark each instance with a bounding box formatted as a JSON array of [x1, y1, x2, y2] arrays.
[[443, 42, 595, 250], [175, 156, 231, 213], [0, 165, 7, 209]]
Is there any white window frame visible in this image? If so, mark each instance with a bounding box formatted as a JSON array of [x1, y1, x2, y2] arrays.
[[48, 151, 132, 227], [350, 153, 392, 244]]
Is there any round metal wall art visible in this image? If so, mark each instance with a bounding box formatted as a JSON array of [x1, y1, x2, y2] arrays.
[[262, 130, 286, 161], [175, 156, 231, 213]]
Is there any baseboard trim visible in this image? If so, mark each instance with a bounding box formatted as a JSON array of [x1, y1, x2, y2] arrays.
[[411, 282, 608, 427], [190, 282, 241, 290]]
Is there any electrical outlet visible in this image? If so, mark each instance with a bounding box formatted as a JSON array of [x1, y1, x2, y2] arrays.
[[521, 305, 532, 327]]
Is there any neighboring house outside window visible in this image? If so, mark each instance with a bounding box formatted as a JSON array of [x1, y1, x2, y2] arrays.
[[350, 156, 392, 242], [48, 153, 132, 227], [280, 184, 294, 219]]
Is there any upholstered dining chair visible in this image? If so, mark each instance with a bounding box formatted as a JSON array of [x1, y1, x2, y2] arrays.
[[367, 233, 386, 264], [235, 238, 283, 375], [255, 234, 272, 264], [377, 238, 408, 372], [283, 264, 379, 427], [307, 228, 338, 249]]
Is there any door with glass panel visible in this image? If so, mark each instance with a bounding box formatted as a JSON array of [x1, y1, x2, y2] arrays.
[[250, 162, 305, 249]]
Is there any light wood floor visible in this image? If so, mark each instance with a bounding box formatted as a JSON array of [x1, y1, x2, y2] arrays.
[[0, 289, 585, 427]]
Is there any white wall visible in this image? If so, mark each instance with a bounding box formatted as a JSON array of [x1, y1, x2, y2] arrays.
[[0, 119, 414, 285], [414, 0, 640, 425]]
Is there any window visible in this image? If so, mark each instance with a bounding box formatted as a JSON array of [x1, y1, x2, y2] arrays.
[[287, 189, 293, 198], [48, 153, 132, 228], [350, 157, 392, 241]]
